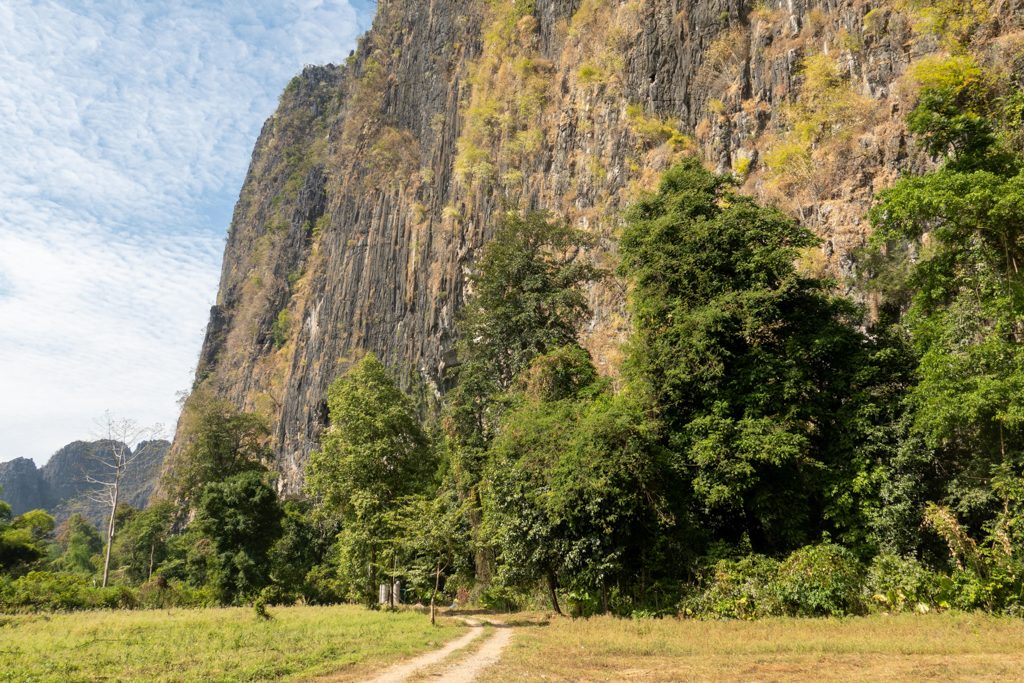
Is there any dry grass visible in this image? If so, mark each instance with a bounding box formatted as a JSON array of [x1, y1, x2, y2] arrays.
[[476, 612, 1024, 682], [0, 604, 466, 683]]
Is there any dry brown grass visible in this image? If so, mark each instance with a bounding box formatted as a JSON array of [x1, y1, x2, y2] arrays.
[[476, 612, 1024, 682]]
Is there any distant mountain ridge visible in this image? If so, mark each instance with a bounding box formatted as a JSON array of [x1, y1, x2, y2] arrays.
[[0, 440, 169, 529]]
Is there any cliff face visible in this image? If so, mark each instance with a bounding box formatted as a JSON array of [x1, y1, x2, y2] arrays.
[[182, 0, 1022, 493], [0, 458, 48, 517], [0, 441, 169, 527]]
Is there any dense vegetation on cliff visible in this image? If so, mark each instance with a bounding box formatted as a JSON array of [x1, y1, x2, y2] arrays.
[[6, 0, 1024, 620]]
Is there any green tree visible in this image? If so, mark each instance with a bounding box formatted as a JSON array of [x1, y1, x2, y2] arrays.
[[163, 389, 272, 510], [110, 501, 176, 584], [389, 493, 472, 623], [443, 211, 605, 586], [195, 470, 284, 604], [270, 499, 343, 604], [618, 158, 881, 554], [52, 513, 104, 576], [306, 353, 435, 607], [487, 346, 674, 615], [869, 77, 1024, 546], [0, 489, 54, 575], [456, 210, 605, 391]]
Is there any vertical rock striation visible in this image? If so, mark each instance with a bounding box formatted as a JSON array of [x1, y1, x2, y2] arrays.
[[179, 0, 1022, 493]]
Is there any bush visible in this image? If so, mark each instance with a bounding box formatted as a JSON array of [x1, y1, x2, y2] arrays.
[[0, 571, 217, 613], [775, 543, 866, 617], [680, 555, 782, 619], [0, 572, 136, 612], [682, 544, 867, 619], [864, 552, 943, 613]]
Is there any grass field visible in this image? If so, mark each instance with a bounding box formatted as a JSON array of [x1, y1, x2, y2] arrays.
[[477, 612, 1024, 683], [0, 605, 465, 683]]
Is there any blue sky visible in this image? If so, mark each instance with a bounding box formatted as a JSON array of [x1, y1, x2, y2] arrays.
[[0, 0, 374, 466]]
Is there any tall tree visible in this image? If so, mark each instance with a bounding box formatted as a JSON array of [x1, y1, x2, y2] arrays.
[[162, 389, 271, 510], [487, 346, 673, 614], [195, 470, 284, 604], [618, 158, 882, 554], [86, 412, 164, 587], [869, 72, 1024, 542], [110, 501, 176, 584], [444, 210, 605, 583], [306, 353, 435, 607]]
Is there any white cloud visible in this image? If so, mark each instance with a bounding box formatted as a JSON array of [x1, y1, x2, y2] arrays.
[[0, 0, 373, 465]]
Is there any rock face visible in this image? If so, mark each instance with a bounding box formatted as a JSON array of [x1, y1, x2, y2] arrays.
[[179, 0, 1021, 493], [0, 457, 49, 517], [0, 440, 169, 528]]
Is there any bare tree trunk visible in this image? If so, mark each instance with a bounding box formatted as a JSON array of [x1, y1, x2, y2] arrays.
[[601, 579, 608, 615], [369, 548, 377, 608], [101, 482, 119, 588], [547, 573, 562, 616], [87, 413, 163, 589], [148, 540, 156, 582], [430, 554, 441, 626], [389, 554, 396, 609]]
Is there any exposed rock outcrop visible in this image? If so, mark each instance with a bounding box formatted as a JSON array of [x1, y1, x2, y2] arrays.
[[0, 457, 49, 517], [0, 440, 169, 528], [178, 0, 1023, 493]]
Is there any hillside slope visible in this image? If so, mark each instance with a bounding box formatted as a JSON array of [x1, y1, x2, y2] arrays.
[[179, 0, 1024, 493], [0, 441, 169, 527]]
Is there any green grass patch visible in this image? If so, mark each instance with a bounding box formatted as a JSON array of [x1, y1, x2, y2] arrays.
[[0, 604, 465, 683]]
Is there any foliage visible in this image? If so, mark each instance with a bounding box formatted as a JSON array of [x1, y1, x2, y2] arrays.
[[775, 542, 867, 616], [195, 470, 284, 605], [869, 86, 1024, 543], [680, 554, 783, 619], [271, 309, 292, 349], [625, 104, 690, 149], [307, 353, 436, 605], [619, 158, 884, 555], [162, 389, 273, 510], [896, 0, 990, 48], [486, 347, 677, 615], [270, 499, 344, 605], [865, 552, 944, 612], [765, 53, 873, 201], [109, 501, 176, 585], [456, 211, 604, 392], [0, 493, 53, 575], [50, 513, 103, 576]]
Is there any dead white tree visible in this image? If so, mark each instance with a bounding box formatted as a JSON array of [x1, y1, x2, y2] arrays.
[[86, 411, 164, 588]]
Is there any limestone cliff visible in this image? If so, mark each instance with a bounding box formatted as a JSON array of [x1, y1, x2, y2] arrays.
[[180, 0, 1024, 493], [0, 441, 169, 527]]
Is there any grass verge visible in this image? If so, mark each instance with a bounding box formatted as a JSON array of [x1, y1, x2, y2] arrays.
[[477, 612, 1024, 682], [0, 605, 465, 683]]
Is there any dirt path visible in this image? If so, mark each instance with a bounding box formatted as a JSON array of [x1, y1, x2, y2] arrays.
[[424, 621, 513, 683], [359, 617, 511, 683]]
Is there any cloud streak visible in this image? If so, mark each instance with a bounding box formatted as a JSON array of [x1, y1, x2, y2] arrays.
[[0, 0, 372, 465]]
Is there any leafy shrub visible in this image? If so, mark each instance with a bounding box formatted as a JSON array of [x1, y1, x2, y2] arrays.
[[864, 552, 943, 612], [0, 572, 219, 613], [312, 215, 330, 240], [681, 555, 782, 619], [578, 64, 605, 84], [733, 155, 752, 179], [625, 104, 690, 149], [272, 310, 292, 349], [775, 543, 866, 617], [302, 563, 348, 605]]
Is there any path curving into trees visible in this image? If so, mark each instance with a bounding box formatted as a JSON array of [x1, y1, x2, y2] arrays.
[[339, 617, 513, 683]]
